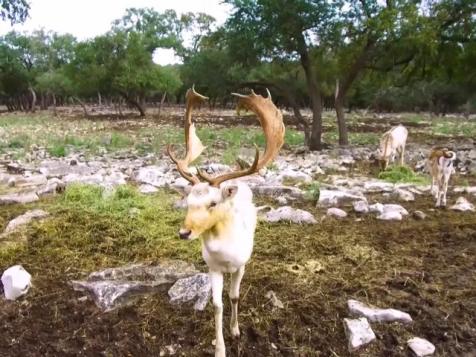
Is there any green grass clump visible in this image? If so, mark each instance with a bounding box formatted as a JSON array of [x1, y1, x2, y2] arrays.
[[48, 144, 67, 157], [378, 165, 428, 184], [303, 181, 321, 202]]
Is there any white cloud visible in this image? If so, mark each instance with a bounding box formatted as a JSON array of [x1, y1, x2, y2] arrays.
[[0, 0, 232, 65]]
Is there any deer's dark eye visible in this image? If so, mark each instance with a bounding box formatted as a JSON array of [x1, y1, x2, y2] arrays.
[[209, 201, 217, 208]]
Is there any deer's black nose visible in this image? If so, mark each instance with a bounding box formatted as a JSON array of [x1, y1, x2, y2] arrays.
[[179, 229, 192, 240]]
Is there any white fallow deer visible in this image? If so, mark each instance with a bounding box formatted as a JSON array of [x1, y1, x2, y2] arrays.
[[379, 124, 408, 170], [428, 147, 456, 207], [167, 87, 285, 357]]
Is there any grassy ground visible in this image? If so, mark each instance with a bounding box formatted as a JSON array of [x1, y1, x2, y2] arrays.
[[0, 184, 475, 356], [0, 110, 475, 356]]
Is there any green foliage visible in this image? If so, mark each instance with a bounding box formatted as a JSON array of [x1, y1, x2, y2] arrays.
[[378, 166, 428, 185], [303, 181, 320, 202], [0, 0, 29, 24], [47, 144, 67, 157]]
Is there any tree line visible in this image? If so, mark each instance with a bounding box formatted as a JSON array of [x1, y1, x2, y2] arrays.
[[0, 0, 475, 149]]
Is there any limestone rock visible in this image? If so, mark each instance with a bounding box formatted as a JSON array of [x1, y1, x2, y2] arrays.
[[318, 189, 366, 207], [168, 273, 211, 311], [343, 317, 376, 352], [327, 207, 348, 218], [2, 209, 49, 236], [450, 197, 475, 212], [265, 290, 284, 309], [395, 188, 415, 202], [71, 261, 198, 311], [262, 206, 317, 224], [353, 200, 369, 213], [347, 299, 412, 323], [413, 211, 427, 220], [407, 337, 435, 356], [0, 192, 39, 205], [1, 265, 32, 300]]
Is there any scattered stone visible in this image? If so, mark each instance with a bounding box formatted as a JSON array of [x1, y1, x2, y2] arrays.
[[71, 261, 199, 311], [383, 204, 409, 216], [1, 265, 32, 300], [135, 165, 170, 187], [7, 177, 16, 187], [275, 196, 288, 205], [450, 197, 475, 212], [363, 181, 394, 193], [395, 188, 415, 202], [139, 184, 158, 194], [1, 209, 49, 237], [265, 290, 284, 309], [263, 206, 317, 224], [0, 192, 39, 205], [160, 344, 181, 356], [343, 317, 376, 352], [318, 189, 366, 207], [407, 337, 435, 356], [353, 200, 369, 213], [327, 207, 348, 218], [347, 299, 412, 324], [36, 178, 65, 196], [377, 211, 403, 221], [253, 185, 303, 199], [277, 169, 313, 184], [168, 273, 211, 311], [369, 203, 384, 214], [413, 211, 427, 220]]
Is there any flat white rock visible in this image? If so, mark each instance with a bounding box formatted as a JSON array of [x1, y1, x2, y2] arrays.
[[264, 206, 317, 224], [1, 265, 32, 300], [327, 207, 347, 218], [2, 209, 49, 236], [407, 337, 435, 356], [348, 299, 412, 323], [450, 197, 475, 212], [377, 211, 403, 221], [343, 317, 376, 352], [353, 200, 369, 213]]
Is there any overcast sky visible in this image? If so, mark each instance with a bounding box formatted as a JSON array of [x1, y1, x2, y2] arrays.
[[0, 0, 232, 65]]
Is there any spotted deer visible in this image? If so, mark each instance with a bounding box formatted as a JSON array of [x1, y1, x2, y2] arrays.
[[428, 147, 456, 207], [167, 87, 285, 357], [379, 124, 408, 170]]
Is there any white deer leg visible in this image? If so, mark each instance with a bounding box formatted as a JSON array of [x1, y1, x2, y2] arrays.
[[229, 265, 245, 338], [400, 144, 405, 166], [436, 178, 444, 207], [210, 271, 225, 357], [441, 175, 449, 207]]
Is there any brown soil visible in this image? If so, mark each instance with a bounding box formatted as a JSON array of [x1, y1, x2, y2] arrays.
[[0, 192, 475, 357]]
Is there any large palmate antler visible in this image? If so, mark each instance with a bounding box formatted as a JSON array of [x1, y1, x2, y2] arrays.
[[198, 89, 285, 187], [167, 86, 208, 184]]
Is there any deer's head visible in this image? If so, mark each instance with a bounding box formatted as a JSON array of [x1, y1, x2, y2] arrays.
[[168, 87, 285, 240]]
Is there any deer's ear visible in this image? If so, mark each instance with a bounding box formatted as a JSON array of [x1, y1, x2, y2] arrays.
[[221, 185, 238, 200]]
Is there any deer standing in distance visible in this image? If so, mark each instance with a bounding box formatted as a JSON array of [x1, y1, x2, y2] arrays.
[[428, 147, 456, 207], [378, 124, 408, 170], [167, 86, 285, 357]]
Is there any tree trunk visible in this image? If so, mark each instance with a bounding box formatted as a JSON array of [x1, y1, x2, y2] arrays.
[[335, 80, 349, 146], [298, 42, 323, 151], [334, 38, 375, 146], [122, 94, 146, 117], [29, 86, 37, 113], [73, 96, 89, 117], [157, 92, 167, 118], [52, 93, 57, 116]]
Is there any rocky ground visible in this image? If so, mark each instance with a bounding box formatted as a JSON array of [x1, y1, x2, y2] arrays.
[[0, 109, 475, 356]]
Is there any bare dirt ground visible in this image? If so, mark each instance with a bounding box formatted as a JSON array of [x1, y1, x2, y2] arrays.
[[0, 109, 475, 357]]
